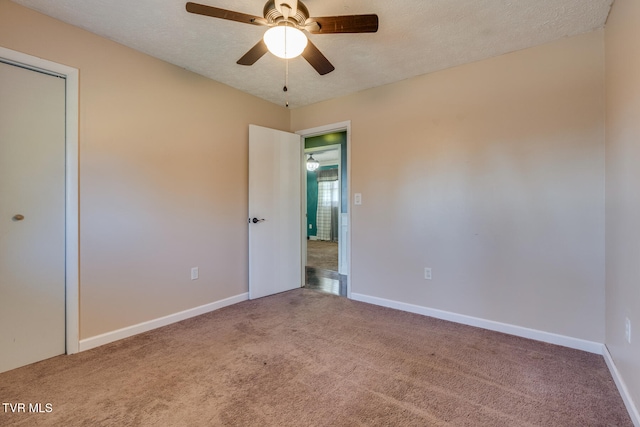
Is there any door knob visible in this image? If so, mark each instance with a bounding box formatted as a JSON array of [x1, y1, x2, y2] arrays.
[[250, 217, 265, 224], [12, 214, 24, 221]]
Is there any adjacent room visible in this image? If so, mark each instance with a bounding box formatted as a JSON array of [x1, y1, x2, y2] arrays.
[[1, 0, 639, 425], [304, 132, 348, 297]]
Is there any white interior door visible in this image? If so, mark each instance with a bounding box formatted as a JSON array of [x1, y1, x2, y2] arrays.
[[249, 125, 302, 299], [0, 61, 66, 373]]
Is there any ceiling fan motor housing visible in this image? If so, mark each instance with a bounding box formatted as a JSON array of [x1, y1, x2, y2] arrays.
[[263, 0, 309, 27]]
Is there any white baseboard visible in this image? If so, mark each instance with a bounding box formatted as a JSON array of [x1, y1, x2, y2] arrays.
[[350, 293, 603, 354], [603, 345, 640, 427], [79, 293, 249, 352]]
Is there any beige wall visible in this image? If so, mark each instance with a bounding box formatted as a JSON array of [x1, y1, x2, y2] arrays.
[[292, 31, 606, 342], [605, 0, 640, 409], [0, 0, 289, 339]]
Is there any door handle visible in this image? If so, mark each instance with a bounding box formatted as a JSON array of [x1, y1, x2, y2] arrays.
[[250, 217, 265, 224], [12, 214, 25, 221]]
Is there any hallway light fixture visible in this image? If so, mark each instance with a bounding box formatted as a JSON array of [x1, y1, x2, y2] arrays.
[[306, 154, 320, 171]]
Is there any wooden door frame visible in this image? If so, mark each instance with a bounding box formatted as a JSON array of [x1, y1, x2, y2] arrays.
[[0, 46, 79, 354], [296, 121, 351, 298]]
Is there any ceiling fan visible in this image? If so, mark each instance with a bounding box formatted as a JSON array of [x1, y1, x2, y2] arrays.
[[185, 0, 379, 75]]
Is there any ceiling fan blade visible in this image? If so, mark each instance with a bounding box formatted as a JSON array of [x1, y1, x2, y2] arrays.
[[237, 40, 269, 66], [301, 40, 335, 75], [306, 14, 378, 34], [186, 2, 267, 26]]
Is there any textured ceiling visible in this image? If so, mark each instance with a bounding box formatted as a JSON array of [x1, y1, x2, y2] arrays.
[[11, 0, 613, 108]]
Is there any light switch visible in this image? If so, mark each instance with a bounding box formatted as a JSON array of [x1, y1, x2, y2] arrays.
[[354, 193, 362, 205]]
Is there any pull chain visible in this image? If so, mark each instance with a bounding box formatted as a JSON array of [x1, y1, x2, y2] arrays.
[[284, 57, 289, 108], [283, 25, 290, 108]]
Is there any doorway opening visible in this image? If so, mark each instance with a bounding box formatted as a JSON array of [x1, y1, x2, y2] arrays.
[[302, 131, 348, 296]]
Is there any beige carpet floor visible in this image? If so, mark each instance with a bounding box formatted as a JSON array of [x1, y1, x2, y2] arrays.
[[0, 289, 632, 426], [307, 240, 338, 271]]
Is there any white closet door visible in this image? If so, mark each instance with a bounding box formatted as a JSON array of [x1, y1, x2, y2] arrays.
[[0, 61, 66, 373]]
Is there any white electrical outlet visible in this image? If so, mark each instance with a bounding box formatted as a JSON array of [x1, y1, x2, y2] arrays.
[[625, 317, 631, 344], [191, 267, 199, 281], [424, 268, 432, 280]]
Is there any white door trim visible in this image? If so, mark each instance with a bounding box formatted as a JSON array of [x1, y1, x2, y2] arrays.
[[0, 46, 79, 354], [296, 121, 351, 298]]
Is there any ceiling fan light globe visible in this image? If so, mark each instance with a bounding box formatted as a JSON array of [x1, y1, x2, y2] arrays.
[[263, 26, 308, 59]]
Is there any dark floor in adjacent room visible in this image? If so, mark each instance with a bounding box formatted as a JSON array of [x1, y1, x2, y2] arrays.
[[305, 266, 347, 297], [305, 239, 347, 296]]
